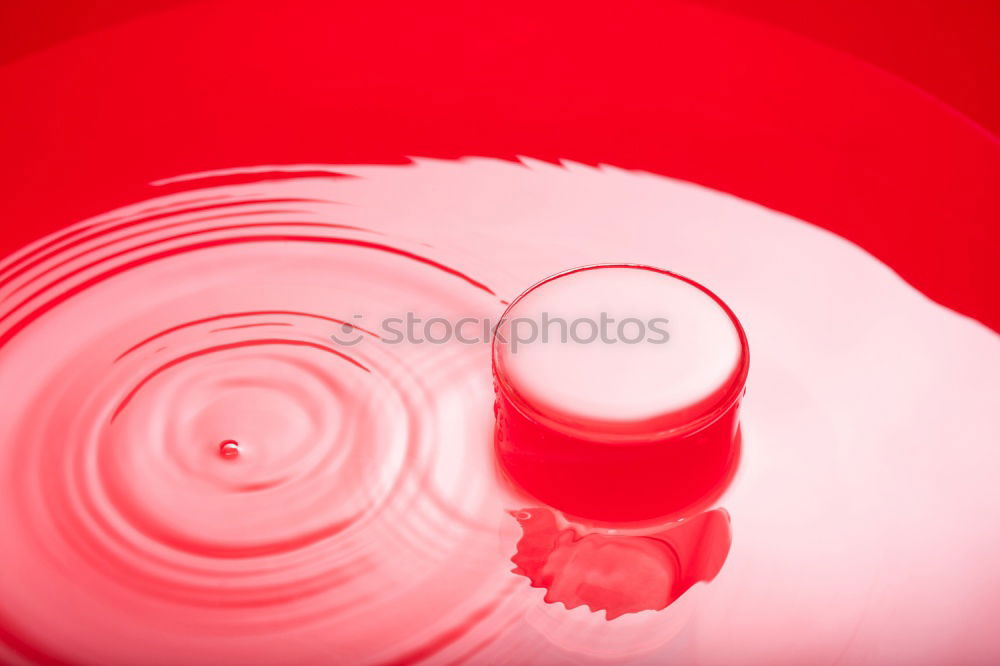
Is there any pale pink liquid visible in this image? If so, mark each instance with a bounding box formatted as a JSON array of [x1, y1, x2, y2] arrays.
[[0, 159, 998, 664]]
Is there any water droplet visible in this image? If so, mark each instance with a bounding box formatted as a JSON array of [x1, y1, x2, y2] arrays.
[[219, 440, 240, 459]]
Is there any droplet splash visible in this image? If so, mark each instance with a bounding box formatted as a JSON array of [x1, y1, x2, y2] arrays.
[[510, 507, 732, 619], [219, 440, 240, 459]]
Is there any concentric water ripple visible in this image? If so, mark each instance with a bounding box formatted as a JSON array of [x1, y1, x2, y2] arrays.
[[0, 178, 523, 664], [5, 159, 993, 665]]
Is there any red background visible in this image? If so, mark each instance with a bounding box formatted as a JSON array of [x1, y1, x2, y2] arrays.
[[1, 0, 997, 328]]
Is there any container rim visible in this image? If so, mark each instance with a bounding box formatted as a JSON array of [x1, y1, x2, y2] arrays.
[[491, 263, 750, 444]]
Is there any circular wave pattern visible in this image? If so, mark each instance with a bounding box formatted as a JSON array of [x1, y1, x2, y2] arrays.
[[0, 180, 520, 664], [3, 157, 996, 665]]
